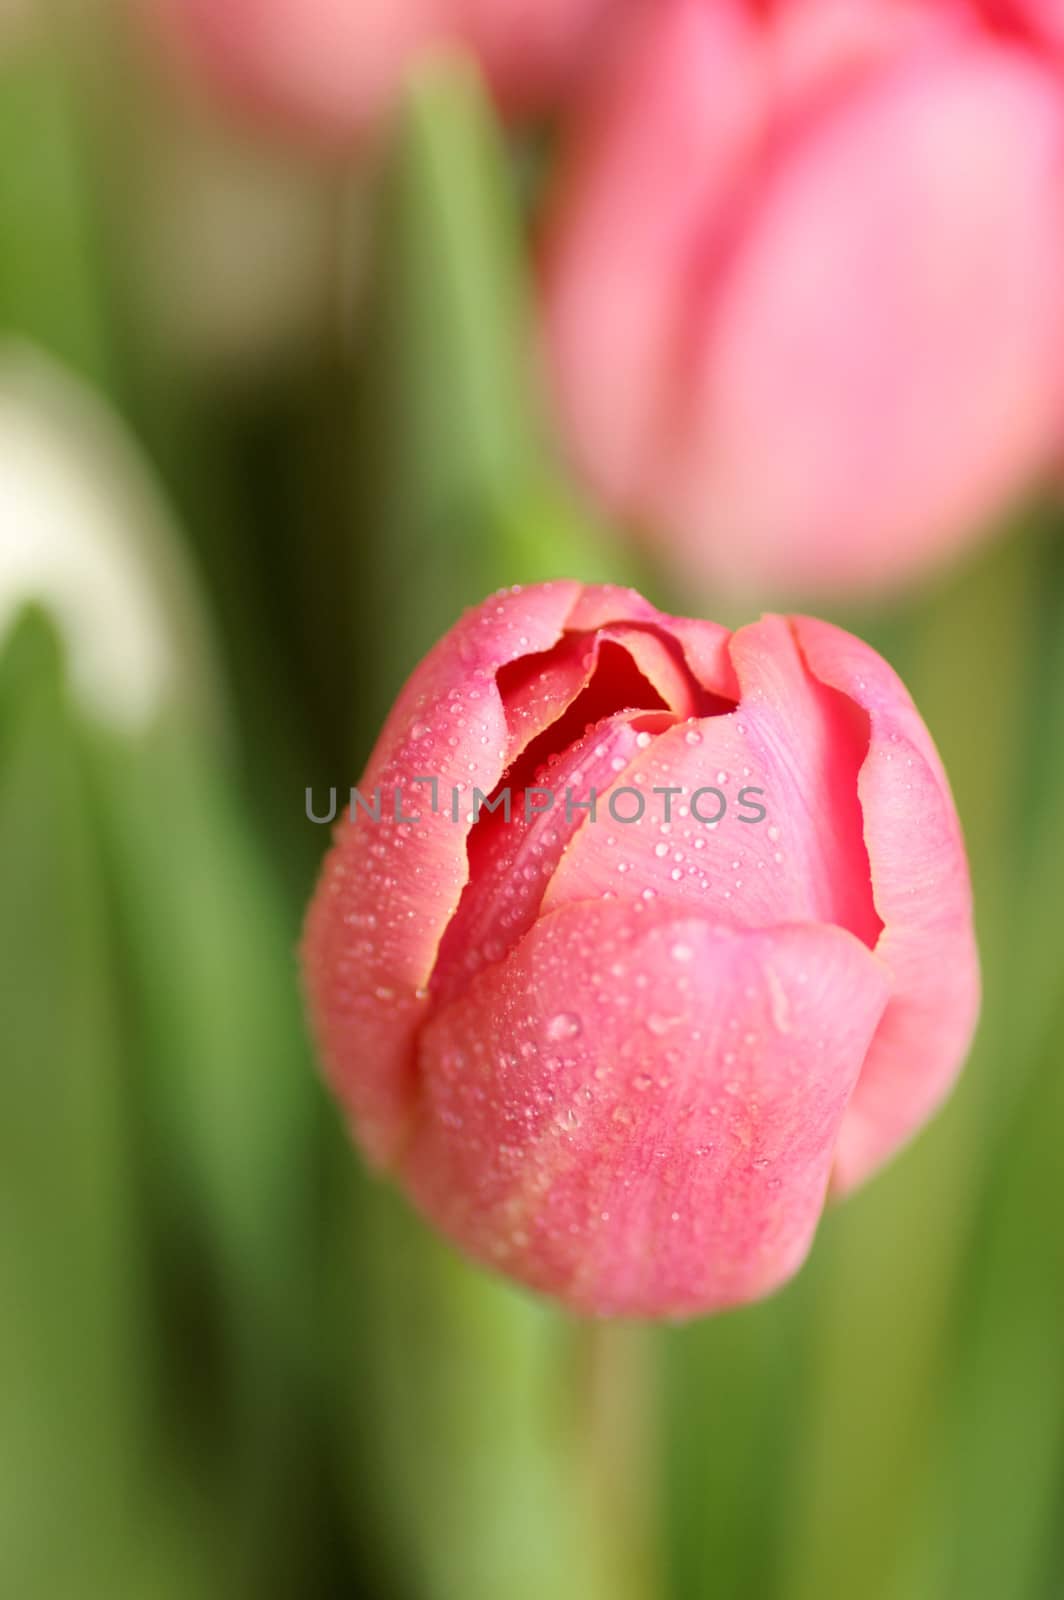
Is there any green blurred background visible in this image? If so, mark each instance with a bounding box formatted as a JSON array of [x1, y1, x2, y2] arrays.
[[3, 6, 1063, 1598]]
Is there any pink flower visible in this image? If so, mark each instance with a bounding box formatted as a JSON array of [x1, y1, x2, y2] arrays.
[[542, 0, 1064, 596], [152, 0, 632, 141], [302, 584, 979, 1318]]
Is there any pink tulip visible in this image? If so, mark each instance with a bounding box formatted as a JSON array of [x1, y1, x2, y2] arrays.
[[1004, 1, 1064, 52], [302, 584, 979, 1318], [542, 0, 1064, 596], [151, 0, 631, 141]]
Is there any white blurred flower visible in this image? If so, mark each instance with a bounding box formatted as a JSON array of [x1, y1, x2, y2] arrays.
[[0, 344, 219, 730]]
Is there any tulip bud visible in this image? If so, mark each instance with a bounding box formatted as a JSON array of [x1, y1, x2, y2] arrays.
[[542, 0, 1064, 596], [151, 0, 633, 142], [302, 583, 979, 1318]]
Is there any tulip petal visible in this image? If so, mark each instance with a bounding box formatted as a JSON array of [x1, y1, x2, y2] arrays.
[[431, 598, 742, 1001], [662, 39, 1064, 592], [597, 625, 710, 718], [558, 584, 740, 704], [430, 708, 665, 1004], [458, 0, 636, 113], [156, 0, 445, 138], [767, 0, 962, 107], [543, 616, 880, 946], [542, 0, 765, 509], [791, 616, 980, 1190], [497, 585, 732, 746], [562, 583, 688, 634], [405, 902, 890, 1317], [157, 0, 635, 136], [1003, 1, 1064, 52], [302, 582, 579, 1162], [304, 582, 733, 1163], [657, 613, 741, 704]]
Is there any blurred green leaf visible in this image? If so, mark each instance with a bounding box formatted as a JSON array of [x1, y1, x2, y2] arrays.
[[0, 40, 109, 383], [387, 58, 543, 514], [84, 716, 318, 1352], [0, 608, 147, 1594], [82, 711, 326, 1591], [353, 60, 628, 707], [904, 1000, 1064, 1600]]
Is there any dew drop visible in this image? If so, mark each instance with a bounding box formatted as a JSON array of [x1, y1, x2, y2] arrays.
[[546, 1012, 582, 1042]]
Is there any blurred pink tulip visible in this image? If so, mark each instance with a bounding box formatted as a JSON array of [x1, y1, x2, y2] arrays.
[[543, 0, 1064, 596], [152, 0, 631, 140], [1003, 1, 1064, 52], [302, 584, 979, 1318]]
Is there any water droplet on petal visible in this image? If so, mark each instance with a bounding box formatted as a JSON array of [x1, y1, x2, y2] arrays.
[[546, 1011, 582, 1042]]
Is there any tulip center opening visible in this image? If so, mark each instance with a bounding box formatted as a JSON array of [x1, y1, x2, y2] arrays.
[[429, 630, 735, 1004], [499, 638, 668, 800]]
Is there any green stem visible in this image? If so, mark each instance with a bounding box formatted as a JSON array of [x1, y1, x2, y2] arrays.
[[576, 1323, 661, 1600]]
